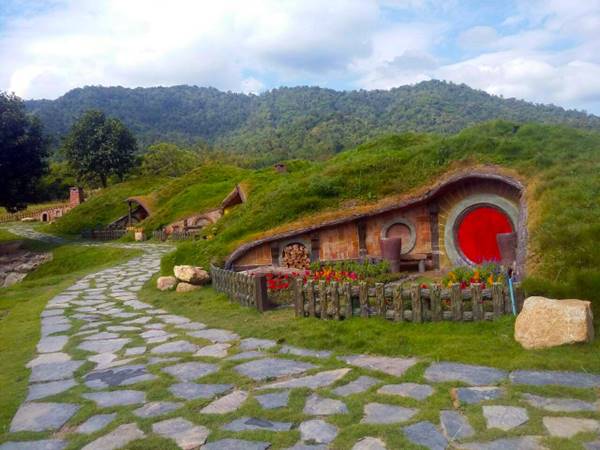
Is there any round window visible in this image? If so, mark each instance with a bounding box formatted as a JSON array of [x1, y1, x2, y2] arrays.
[[456, 206, 513, 264]]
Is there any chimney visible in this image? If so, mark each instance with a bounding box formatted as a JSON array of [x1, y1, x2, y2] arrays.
[[69, 187, 84, 207], [274, 163, 287, 173]]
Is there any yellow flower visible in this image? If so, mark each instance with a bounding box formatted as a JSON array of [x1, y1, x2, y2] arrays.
[[487, 275, 494, 285]]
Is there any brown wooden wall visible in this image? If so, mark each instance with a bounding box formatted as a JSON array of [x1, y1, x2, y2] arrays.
[[231, 177, 521, 271]]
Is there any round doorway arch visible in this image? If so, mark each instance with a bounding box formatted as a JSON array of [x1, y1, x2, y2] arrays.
[[444, 194, 518, 266]]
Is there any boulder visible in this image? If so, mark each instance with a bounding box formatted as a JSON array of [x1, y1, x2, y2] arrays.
[[515, 296, 594, 349], [157, 276, 177, 291], [176, 282, 201, 293], [173, 265, 210, 285]]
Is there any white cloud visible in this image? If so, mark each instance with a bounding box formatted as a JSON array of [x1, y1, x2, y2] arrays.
[[0, 0, 379, 98], [0, 0, 599, 113]]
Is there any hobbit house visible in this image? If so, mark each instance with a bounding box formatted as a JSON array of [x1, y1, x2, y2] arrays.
[[226, 169, 527, 276]]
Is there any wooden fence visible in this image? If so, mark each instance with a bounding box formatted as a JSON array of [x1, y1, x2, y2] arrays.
[[152, 229, 200, 241], [81, 229, 127, 241], [210, 265, 272, 311], [291, 279, 523, 322]]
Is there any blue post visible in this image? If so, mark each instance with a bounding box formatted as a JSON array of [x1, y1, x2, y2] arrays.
[[508, 275, 517, 316]]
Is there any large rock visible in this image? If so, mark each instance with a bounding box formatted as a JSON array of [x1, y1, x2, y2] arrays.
[[156, 276, 177, 291], [515, 296, 594, 349], [173, 265, 210, 285]]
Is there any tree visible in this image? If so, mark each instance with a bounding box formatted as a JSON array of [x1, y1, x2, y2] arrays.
[[140, 143, 200, 177], [63, 110, 137, 187], [0, 91, 48, 212]]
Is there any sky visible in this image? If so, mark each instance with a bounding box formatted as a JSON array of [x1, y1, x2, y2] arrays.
[[1, 0, 600, 113]]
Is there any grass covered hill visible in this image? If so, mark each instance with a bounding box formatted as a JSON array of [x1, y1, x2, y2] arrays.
[[51, 120, 600, 314], [26, 81, 600, 165]]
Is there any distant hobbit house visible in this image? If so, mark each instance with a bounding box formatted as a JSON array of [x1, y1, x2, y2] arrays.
[[164, 184, 248, 235], [226, 169, 527, 276]]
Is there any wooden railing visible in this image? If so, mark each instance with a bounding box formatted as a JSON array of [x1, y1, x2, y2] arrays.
[[81, 229, 127, 241], [211, 265, 274, 311], [291, 280, 522, 322], [152, 229, 200, 241]]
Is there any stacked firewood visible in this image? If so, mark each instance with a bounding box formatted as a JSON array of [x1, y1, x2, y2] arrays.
[[282, 243, 310, 269]]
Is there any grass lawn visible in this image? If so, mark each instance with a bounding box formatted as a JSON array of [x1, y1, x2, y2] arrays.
[[137, 282, 600, 449], [140, 282, 600, 374], [0, 231, 141, 434]]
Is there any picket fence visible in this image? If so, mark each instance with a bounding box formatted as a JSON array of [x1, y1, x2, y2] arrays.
[[210, 265, 523, 322]]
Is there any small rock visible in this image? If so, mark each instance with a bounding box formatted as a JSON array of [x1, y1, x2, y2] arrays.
[[151, 340, 198, 354], [157, 276, 177, 291], [378, 383, 433, 400], [26, 379, 77, 401], [425, 362, 506, 386], [83, 390, 145, 407], [152, 417, 210, 449], [361, 403, 417, 424], [304, 394, 348, 415], [188, 328, 239, 342], [176, 282, 201, 293], [10, 402, 80, 432], [26, 352, 70, 368], [259, 368, 350, 390], [515, 296, 594, 349], [124, 346, 146, 356], [37, 335, 68, 353], [341, 354, 418, 377], [161, 361, 218, 381], [235, 358, 315, 381], [254, 389, 291, 410], [78, 338, 130, 354], [451, 386, 504, 406], [84, 364, 157, 388], [440, 410, 475, 440], [0, 440, 67, 450], [76, 413, 117, 434], [457, 436, 547, 450], [29, 360, 84, 383], [509, 369, 600, 388], [404, 421, 448, 450], [201, 439, 270, 450], [133, 401, 183, 418], [280, 345, 331, 359], [169, 382, 233, 400], [240, 337, 277, 350], [299, 419, 338, 444], [483, 405, 529, 431], [195, 343, 231, 358], [81, 423, 145, 450], [173, 265, 210, 285], [543, 416, 600, 438], [521, 392, 598, 412], [201, 390, 248, 414], [223, 416, 293, 432], [352, 437, 387, 450], [227, 350, 266, 361], [333, 376, 380, 397]]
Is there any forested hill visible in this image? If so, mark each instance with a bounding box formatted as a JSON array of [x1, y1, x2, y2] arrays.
[[26, 80, 600, 165]]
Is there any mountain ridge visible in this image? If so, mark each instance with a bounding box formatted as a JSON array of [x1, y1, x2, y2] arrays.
[[25, 80, 600, 165]]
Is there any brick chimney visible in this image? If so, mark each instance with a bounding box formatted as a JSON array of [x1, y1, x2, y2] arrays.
[[69, 187, 84, 206]]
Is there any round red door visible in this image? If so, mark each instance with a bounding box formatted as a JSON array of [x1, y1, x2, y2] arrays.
[[456, 206, 513, 264]]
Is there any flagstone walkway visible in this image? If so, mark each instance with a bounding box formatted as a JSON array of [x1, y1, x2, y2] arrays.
[[2, 227, 600, 449]]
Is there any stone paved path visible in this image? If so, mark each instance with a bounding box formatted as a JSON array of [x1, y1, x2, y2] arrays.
[[3, 227, 600, 449]]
